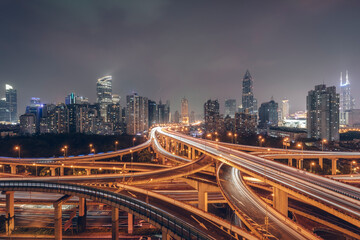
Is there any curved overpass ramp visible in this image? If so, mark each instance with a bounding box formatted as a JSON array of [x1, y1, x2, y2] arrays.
[[0, 180, 256, 240]]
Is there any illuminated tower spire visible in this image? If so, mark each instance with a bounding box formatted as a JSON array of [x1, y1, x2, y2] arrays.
[[340, 72, 343, 86]]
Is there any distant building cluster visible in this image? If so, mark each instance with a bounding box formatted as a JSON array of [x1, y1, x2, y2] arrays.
[[202, 70, 357, 142], [5, 69, 360, 142], [19, 76, 173, 136]]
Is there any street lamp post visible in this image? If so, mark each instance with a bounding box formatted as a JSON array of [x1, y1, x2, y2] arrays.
[[234, 133, 238, 144], [91, 149, 95, 164], [297, 143, 304, 169], [228, 132, 234, 144], [89, 144, 93, 154], [14, 146, 20, 159], [310, 162, 315, 173], [321, 139, 327, 151], [33, 163, 37, 176], [351, 160, 356, 174], [115, 141, 119, 151]]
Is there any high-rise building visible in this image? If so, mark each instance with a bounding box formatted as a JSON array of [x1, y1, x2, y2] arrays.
[[107, 103, 122, 134], [340, 71, 355, 126], [307, 84, 339, 141], [181, 97, 189, 124], [204, 99, 220, 133], [112, 94, 120, 104], [225, 99, 236, 118], [126, 93, 148, 135], [235, 112, 257, 135], [190, 111, 195, 123], [174, 111, 180, 123], [96, 76, 112, 121], [258, 99, 278, 129], [148, 100, 158, 127], [281, 98, 290, 120], [65, 93, 89, 105], [0, 98, 9, 122], [19, 113, 36, 135], [242, 70, 256, 114], [5, 84, 17, 123], [158, 100, 171, 124], [25, 98, 43, 133]]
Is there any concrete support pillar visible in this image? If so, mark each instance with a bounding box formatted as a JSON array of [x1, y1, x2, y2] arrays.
[[60, 167, 64, 176], [297, 159, 303, 169], [50, 168, 56, 176], [198, 184, 208, 212], [111, 207, 119, 240], [273, 187, 288, 216], [162, 229, 171, 240], [128, 213, 134, 234], [79, 197, 85, 216], [332, 159, 338, 175], [78, 197, 86, 232], [192, 148, 196, 160], [319, 157, 323, 169], [288, 158, 292, 167], [188, 147, 192, 159], [5, 191, 14, 234], [54, 202, 62, 240], [10, 165, 16, 174], [85, 169, 91, 176]]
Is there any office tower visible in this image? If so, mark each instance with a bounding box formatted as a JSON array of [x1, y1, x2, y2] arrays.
[[5, 84, 17, 123], [126, 93, 148, 135], [19, 113, 36, 135], [148, 100, 158, 127], [107, 103, 122, 134], [174, 111, 180, 123], [340, 71, 355, 126], [158, 100, 171, 124], [307, 84, 339, 141], [225, 99, 236, 118], [242, 70, 255, 114], [25, 98, 43, 133], [112, 94, 120, 104], [190, 111, 195, 123], [281, 98, 290, 120], [181, 97, 189, 124], [0, 98, 9, 122], [96, 76, 112, 121], [204, 99, 220, 133], [66, 93, 89, 105], [258, 99, 278, 129], [45, 103, 69, 134]]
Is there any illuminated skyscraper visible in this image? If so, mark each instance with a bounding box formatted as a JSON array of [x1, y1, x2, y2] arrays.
[[281, 98, 289, 120], [242, 70, 256, 114], [307, 84, 339, 141], [181, 97, 189, 124], [96, 76, 112, 121], [340, 71, 355, 126], [204, 99, 220, 133], [5, 84, 17, 123], [126, 93, 148, 135]]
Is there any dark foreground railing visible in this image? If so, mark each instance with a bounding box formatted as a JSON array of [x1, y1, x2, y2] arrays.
[[0, 180, 213, 240]]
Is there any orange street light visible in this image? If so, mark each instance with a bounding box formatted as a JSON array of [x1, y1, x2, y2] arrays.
[[321, 139, 327, 151], [115, 141, 119, 151], [14, 146, 20, 159]]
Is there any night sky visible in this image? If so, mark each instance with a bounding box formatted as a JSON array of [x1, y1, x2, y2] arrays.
[[1, 0, 360, 116]]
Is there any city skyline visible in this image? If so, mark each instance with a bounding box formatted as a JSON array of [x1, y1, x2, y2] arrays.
[[1, 1, 360, 115]]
